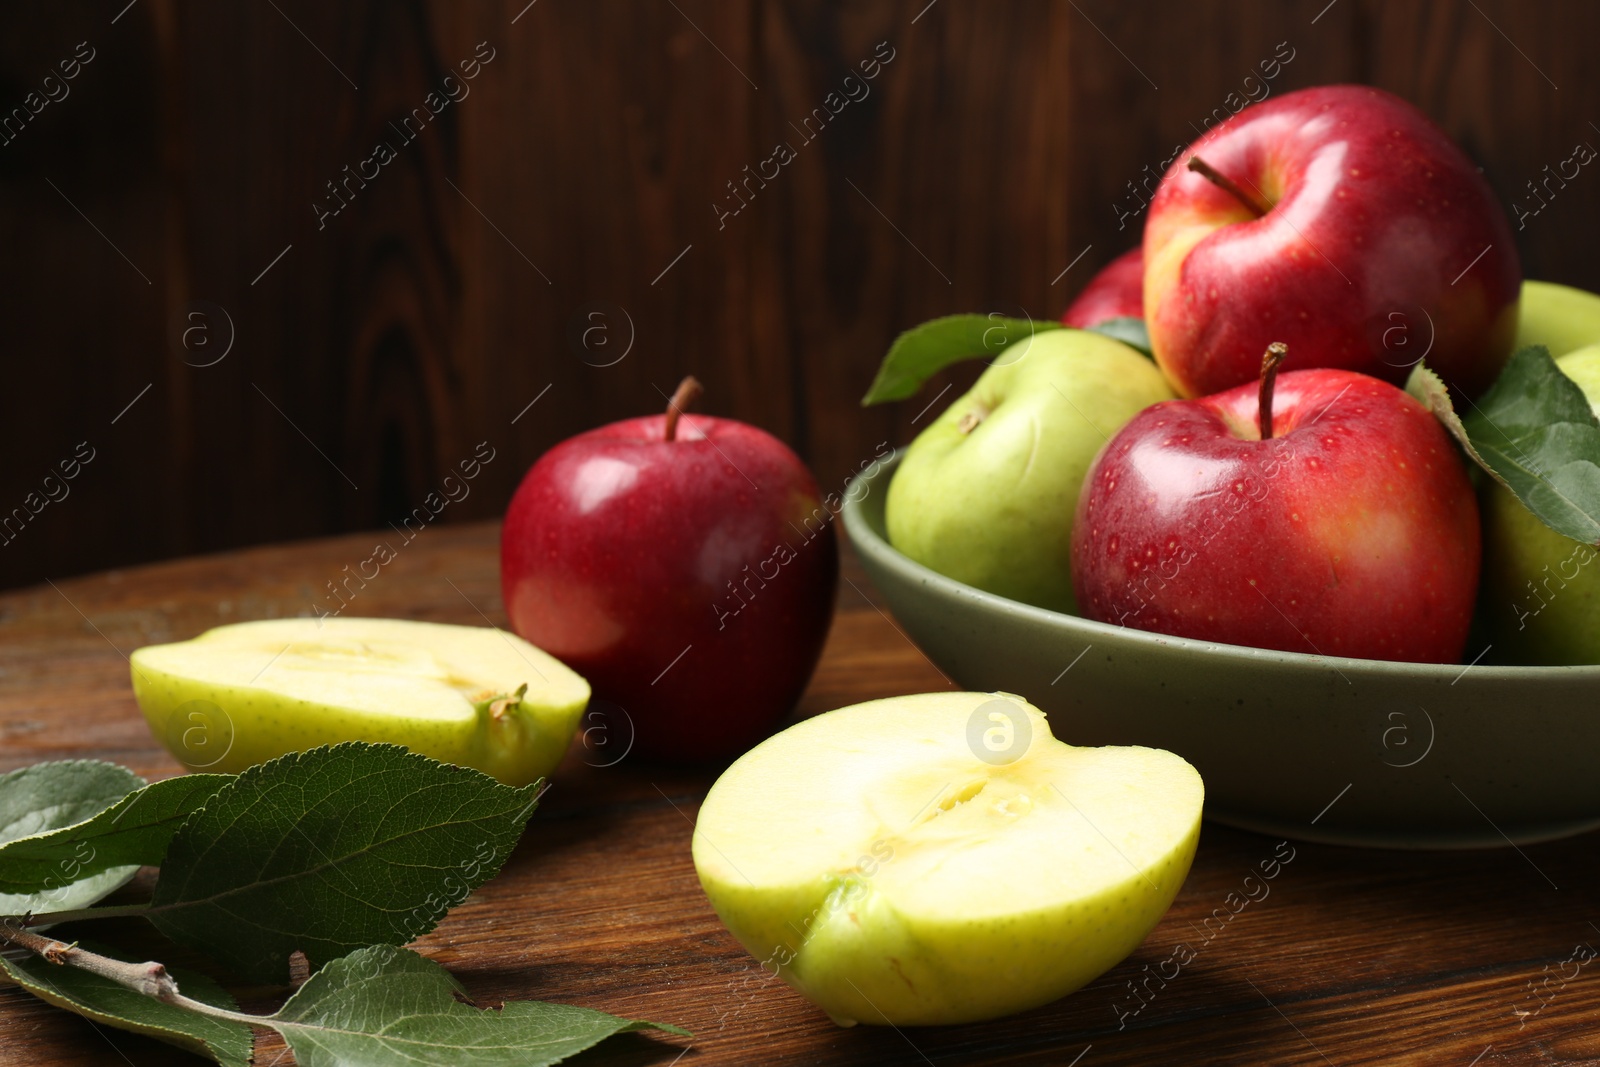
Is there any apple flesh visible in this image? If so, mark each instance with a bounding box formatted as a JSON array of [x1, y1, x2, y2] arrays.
[[1515, 280, 1600, 359], [130, 617, 590, 785], [1061, 247, 1144, 328], [693, 691, 1203, 1026], [885, 329, 1175, 613], [502, 379, 837, 764], [1481, 346, 1600, 664], [1144, 85, 1520, 399], [1072, 357, 1480, 662]]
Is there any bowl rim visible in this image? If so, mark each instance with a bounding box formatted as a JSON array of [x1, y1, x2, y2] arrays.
[[841, 449, 1600, 681]]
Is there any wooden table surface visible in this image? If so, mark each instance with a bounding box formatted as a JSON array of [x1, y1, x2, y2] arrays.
[[2, 521, 1598, 1066]]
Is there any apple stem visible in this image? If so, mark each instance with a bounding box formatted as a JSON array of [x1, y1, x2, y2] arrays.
[[1258, 343, 1289, 440], [1186, 155, 1270, 218], [664, 376, 704, 442], [483, 683, 529, 722]]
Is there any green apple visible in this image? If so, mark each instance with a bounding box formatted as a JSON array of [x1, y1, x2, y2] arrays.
[[1515, 281, 1600, 358], [693, 691, 1203, 1026], [131, 617, 589, 785], [885, 329, 1175, 614], [1482, 346, 1600, 664]]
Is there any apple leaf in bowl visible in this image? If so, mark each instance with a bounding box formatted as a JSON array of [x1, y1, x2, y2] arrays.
[[862, 313, 1154, 406], [1408, 345, 1600, 544], [862, 314, 1059, 404]]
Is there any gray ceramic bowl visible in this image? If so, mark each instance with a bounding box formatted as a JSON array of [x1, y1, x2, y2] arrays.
[[842, 452, 1600, 849]]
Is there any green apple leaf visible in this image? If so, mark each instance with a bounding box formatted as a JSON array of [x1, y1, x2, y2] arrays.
[[264, 944, 689, 1066], [1408, 347, 1600, 544], [1085, 316, 1153, 357], [147, 743, 542, 984], [0, 867, 137, 925], [0, 773, 227, 906], [862, 314, 1063, 404], [1406, 363, 1491, 469], [0, 761, 147, 918], [0, 761, 143, 845], [0, 941, 252, 1067]]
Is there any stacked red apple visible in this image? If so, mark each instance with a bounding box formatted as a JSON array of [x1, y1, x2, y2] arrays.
[[1064, 84, 1520, 663]]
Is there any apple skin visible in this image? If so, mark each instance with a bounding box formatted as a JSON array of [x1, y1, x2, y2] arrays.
[[885, 329, 1175, 614], [1481, 346, 1600, 664], [1515, 281, 1600, 358], [1061, 247, 1143, 328], [1144, 85, 1521, 399], [1072, 368, 1480, 662], [501, 411, 837, 764]]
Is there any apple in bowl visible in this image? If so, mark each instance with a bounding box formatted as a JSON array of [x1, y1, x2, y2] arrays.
[[1516, 280, 1600, 358], [1061, 246, 1143, 329], [1072, 345, 1480, 663], [885, 329, 1174, 614], [1144, 84, 1520, 399], [1481, 345, 1600, 664]]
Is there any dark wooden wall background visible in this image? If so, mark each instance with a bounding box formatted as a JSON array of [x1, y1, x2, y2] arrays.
[[2, 0, 1596, 589]]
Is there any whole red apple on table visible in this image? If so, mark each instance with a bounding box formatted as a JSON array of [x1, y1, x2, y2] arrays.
[[1062, 247, 1143, 328], [1144, 84, 1521, 399], [501, 378, 838, 764], [1071, 345, 1480, 663]]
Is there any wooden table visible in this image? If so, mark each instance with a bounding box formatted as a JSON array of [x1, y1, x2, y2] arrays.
[[3, 521, 1598, 1066]]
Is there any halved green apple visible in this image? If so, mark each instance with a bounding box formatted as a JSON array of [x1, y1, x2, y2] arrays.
[[693, 691, 1203, 1026], [130, 618, 589, 786]]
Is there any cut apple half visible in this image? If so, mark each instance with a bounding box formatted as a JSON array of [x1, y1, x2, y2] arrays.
[[693, 691, 1203, 1026], [131, 617, 589, 786]]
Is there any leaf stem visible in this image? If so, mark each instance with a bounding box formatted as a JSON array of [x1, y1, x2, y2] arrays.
[[19, 902, 153, 926], [0, 920, 262, 1026]]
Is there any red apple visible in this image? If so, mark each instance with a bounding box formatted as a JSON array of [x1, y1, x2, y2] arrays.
[[1071, 345, 1480, 663], [501, 378, 838, 763], [1144, 84, 1520, 399], [1062, 247, 1144, 328]]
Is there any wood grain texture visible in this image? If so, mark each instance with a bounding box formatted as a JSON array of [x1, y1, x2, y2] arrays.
[[1, 521, 1598, 1065], [4, 0, 1599, 590]]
